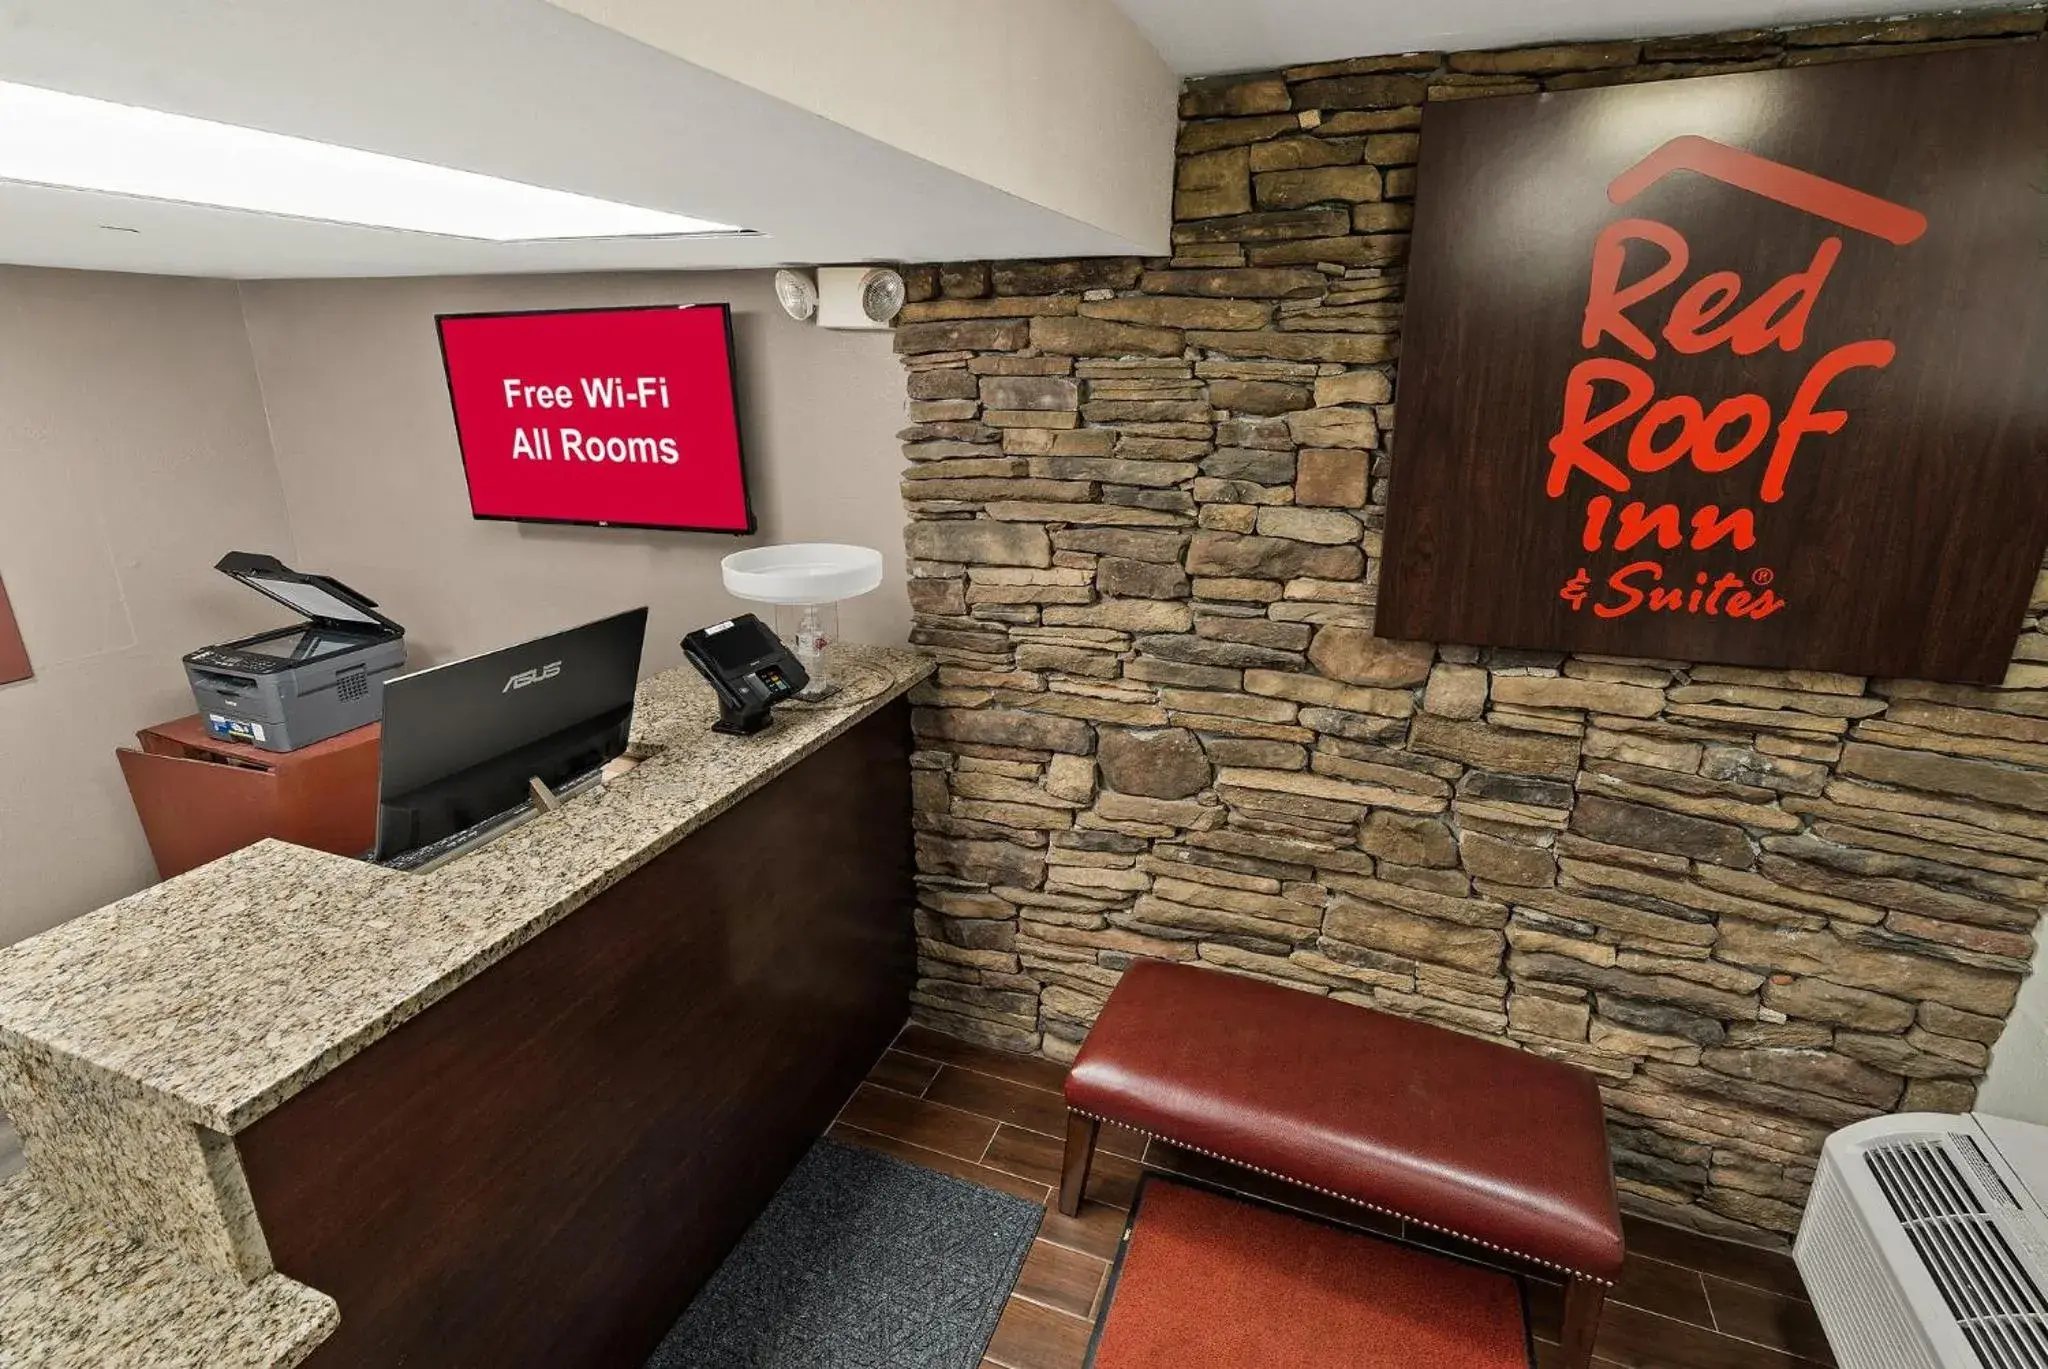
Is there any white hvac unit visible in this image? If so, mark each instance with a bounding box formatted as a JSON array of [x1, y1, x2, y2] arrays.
[[1798, 1112, 2048, 1369]]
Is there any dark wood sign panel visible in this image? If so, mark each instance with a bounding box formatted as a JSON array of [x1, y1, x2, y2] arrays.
[[1378, 45, 2048, 684], [0, 577, 29, 685]]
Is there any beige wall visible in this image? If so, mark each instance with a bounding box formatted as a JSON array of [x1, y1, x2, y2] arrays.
[[0, 267, 295, 945], [1983, 932, 2048, 1125], [237, 272, 910, 678]]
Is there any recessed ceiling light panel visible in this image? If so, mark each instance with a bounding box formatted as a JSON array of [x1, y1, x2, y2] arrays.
[[0, 80, 746, 242]]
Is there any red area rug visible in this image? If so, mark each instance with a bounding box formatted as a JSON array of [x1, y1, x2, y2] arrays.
[[1088, 1180, 1532, 1369]]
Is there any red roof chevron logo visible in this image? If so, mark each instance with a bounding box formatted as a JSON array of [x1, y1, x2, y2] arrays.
[[1608, 135, 1928, 246]]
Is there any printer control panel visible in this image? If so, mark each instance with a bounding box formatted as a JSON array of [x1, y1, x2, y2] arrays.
[[186, 625, 392, 676], [187, 645, 293, 675]]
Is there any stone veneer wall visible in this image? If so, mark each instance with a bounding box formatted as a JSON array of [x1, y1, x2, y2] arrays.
[[895, 8, 2048, 1243]]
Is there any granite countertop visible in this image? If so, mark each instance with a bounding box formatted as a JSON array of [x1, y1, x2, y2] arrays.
[[0, 1171, 337, 1369], [0, 646, 932, 1135]]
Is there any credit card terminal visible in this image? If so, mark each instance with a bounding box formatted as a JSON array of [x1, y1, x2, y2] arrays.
[[680, 614, 809, 735]]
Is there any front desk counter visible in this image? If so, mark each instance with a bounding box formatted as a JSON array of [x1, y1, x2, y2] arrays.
[[0, 646, 934, 1368]]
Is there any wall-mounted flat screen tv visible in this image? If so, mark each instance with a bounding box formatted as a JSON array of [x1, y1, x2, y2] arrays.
[[436, 303, 754, 534]]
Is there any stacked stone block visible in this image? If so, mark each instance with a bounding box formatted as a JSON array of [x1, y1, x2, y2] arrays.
[[896, 9, 2048, 1242]]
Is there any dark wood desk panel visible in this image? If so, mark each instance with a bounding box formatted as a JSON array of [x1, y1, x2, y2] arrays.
[[121, 717, 380, 878], [236, 701, 915, 1369]]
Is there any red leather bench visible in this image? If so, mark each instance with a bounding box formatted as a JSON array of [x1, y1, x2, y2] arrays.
[[1061, 960, 1624, 1368]]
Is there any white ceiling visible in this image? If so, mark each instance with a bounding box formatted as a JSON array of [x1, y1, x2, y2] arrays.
[[0, 0, 2006, 279], [0, 0, 1156, 279], [1112, 0, 2025, 75]]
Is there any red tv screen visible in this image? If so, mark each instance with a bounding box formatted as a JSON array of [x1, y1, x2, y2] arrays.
[[436, 304, 753, 533]]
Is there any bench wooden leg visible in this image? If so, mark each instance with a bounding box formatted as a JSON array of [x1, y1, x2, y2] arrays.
[[1559, 1277, 1606, 1369], [1058, 1111, 1099, 1217]]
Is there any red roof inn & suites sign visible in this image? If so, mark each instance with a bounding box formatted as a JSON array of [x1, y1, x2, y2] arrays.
[[1378, 44, 2048, 684]]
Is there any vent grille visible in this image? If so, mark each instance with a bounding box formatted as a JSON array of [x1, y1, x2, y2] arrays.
[[1960, 1136, 2022, 1211], [337, 668, 368, 703], [1802, 1154, 1941, 1369], [1868, 1139, 2048, 1369]]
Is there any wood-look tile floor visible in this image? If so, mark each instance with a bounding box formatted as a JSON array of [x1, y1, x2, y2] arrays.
[[831, 1024, 1837, 1369]]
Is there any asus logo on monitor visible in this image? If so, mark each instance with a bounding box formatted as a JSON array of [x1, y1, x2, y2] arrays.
[[503, 661, 562, 693]]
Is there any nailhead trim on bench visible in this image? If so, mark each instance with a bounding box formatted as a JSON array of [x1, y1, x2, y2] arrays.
[[1072, 1107, 1617, 1287]]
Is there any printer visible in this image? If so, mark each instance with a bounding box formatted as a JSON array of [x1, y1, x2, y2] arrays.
[[183, 552, 406, 752]]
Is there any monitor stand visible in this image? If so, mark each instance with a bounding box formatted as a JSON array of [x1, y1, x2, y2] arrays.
[[378, 767, 604, 873]]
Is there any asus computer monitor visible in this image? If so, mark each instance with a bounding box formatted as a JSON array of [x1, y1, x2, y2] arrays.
[[373, 607, 649, 864]]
